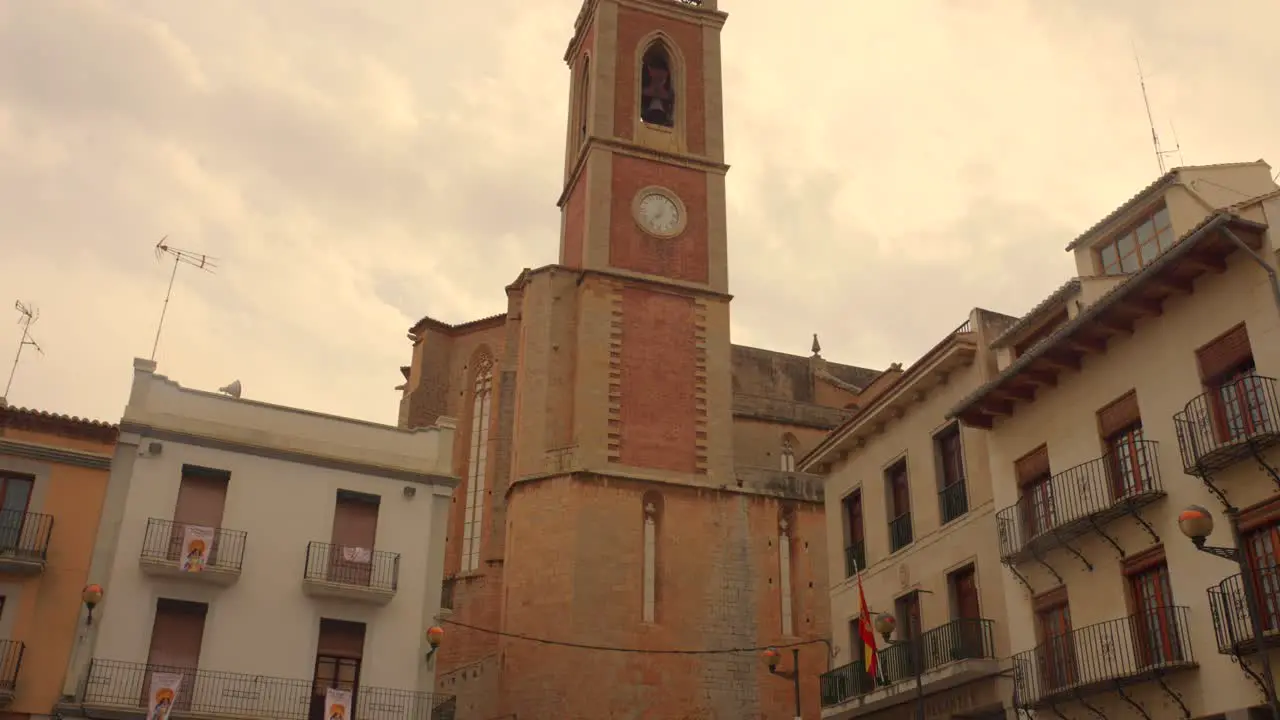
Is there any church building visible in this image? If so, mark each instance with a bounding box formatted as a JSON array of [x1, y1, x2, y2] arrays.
[[396, 0, 888, 717]]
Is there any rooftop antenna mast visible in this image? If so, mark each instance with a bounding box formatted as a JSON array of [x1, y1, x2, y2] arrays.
[[4, 301, 44, 400], [151, 236, 217, 361], [1134, 46, 1180, 174]]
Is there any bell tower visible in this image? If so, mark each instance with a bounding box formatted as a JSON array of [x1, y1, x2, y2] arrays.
[[557, 0, 729, 294]]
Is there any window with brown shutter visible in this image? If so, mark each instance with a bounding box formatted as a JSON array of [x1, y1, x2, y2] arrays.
[[1196, 324, 1254, 383], [1097, 391, 1141, 439], [145, 598, 208, 712], [1014, 446, 1050, 487], [1016, 446, 1054, 538]]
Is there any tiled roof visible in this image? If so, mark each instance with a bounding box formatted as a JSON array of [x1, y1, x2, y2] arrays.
[[408, 312, 507, 336], [0, 401, 119, 440], [989, 279, 1082, 349], [1063, 162, 1267, 252], [951, 211, 1268, 420]]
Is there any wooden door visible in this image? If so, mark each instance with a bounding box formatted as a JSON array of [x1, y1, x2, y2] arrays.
[[0, 475, 33, 553], [1130, 562, 1180, 666], [952, 566, 982, 659], [309, 620, 365, 720], [1037, 604, 1076, 691], [1108, 425, 1151, 499], [1021, 475, 1054, 539], [329, 496, 379, 585], [895, 592, 922, 678], [144, 600, 208, 712]]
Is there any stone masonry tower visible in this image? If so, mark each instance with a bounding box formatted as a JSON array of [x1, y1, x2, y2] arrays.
[[496, 0, 759, 716]]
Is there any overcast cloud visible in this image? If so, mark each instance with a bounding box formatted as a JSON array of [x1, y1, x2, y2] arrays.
[[1, 0, 1277, 424]]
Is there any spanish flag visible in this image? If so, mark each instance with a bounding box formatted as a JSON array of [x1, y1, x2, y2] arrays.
[[856, 571, 879, 685]]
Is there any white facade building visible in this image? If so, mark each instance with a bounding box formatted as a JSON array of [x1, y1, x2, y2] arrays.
[[59, 358, 459, 720]]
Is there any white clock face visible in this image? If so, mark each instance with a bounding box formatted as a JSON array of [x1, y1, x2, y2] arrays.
[[638, 192, 681, 236]]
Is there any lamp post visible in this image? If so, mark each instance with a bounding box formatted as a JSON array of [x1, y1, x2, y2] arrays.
[[424, 626, 444, 667], [873, 612, 925, 720], [761, 647, 802, 720], [81, 584, 103, 626], [1178, 505, 1280, 719]]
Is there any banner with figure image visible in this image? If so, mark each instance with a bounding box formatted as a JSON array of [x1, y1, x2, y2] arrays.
[[325, 687, 353, 720], [179, 525, 215, 572], [146, 672, 183, 720]]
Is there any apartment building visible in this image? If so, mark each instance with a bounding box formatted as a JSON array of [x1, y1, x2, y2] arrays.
[[949, 161, 1280, 719], [805, 310, 1020, 719], [56, 358, 459, 720], [0, 400, 116, 719]]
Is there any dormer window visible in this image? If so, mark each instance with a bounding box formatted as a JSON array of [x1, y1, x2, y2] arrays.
[[1098, 206, 1175, 276]]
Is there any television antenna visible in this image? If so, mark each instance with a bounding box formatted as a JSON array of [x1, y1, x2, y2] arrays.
[[151, 237, 217, 361], [1134, 47, 1181, 174], [4, 301, 45, 400]]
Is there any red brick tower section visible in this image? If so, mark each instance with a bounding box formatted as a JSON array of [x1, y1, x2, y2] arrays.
[[496, 1, 824, 718]]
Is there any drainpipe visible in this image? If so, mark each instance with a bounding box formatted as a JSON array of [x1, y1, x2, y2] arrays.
[[1180, 182, 1280, 314]]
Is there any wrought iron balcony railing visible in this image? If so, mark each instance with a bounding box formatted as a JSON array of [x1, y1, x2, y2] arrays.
[[304, 541, 399, 592], [0, 508, 53, 563], [888, 512, 913, 552], [818, 618, 996, 708], [995, 440, 1164, 561], [1208, 565, 1280, 655], [140, 518, 248, 572], [1012, 606, 1195, 708], [0, 640, 24, 692], [1173, 375, 1280, 476], [939, 480, 968, 524], [844, 541, 866, 578], [83, 659, 456, 720]]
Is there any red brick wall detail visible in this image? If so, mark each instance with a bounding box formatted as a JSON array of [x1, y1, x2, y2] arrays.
[[618, 288, 698, 472], [561, 166, 588, 268], [609, 155, 708, 283], [613, 8, 706, 154]]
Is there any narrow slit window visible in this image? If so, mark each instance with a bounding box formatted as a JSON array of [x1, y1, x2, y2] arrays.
[[779, 517, 794, 636], [461, 356, 493, 572], [780, 435, 796, 472], [643, 502, 657, 623]]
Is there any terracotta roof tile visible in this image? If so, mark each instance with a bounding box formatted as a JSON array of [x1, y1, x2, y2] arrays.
[[989, 279, 1082, 349]]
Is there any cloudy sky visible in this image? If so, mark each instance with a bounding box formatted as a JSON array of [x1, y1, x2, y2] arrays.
[[1, 0, 1277, 425]]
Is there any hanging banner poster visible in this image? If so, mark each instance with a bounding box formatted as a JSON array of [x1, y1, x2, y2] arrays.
[[179, 525, 215, 572], [325, 687, 353, 720], [145, 672, 183, 720]]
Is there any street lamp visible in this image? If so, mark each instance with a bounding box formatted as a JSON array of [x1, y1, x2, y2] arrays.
[[81, 584, 103, 626], [873, 612, 925, 720], [424, 626, 444, 666], [1178, 504, 1280, 719], [760, 647, 802, 720]]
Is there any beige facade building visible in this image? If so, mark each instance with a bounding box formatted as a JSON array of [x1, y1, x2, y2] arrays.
[[803, 310, 1020, 720], [58, 358, 459, 720], [946, 160, 1280, 719]]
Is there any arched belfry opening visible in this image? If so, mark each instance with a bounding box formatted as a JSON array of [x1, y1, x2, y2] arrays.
[[640, 42, 675, 127]]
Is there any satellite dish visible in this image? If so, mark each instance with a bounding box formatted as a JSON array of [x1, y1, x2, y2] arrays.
[[218, 380, 242, 399]]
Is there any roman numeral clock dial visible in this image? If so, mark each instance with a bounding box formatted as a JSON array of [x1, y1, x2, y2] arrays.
[[634, 189, 685, 238]]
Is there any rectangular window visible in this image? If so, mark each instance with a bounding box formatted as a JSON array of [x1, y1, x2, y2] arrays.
[[168, 466, 229, 563], [0, 474, 34, 552], [894, 591, 922, 675], [1196, 324, 1274, 446], [885, 460, 912, 552], [145, 598, 208, 713], [842, 490, 865, 577], [1034, 591, 1076, 692], [1097, 391, 1154, 501], [934, 424, 968, 524], [311, 619, 366, 720], [1127, 558, 1183, 666], [1097, 205, 1175, 275], [949, 564, 985, 659], [1243, 521, 1280, 633], [330, 492, 380, 587], [1016, 446, 1054, 539]]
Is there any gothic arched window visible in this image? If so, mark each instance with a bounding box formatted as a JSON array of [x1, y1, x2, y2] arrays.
[[781, 434, 798, 472], [461, 354, 494, 572], [640, 42, 675, 128]]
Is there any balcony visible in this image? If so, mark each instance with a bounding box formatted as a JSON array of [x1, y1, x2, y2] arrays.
[[1174, 375, 1280, 477], [888, 513, 912, 553], [995, 441, 1165, 568], [81, 659, 456, 720], [938, 480, 968, 524], [844, 541, 866, 578], [1012, 607, 1195, 711], [138, 519, 246, 586], [0, 508, 53, 574], [1208, 566, 1280, 655], [302, 541, 399, 605], [820, 618, 999, 713], [0, 640, 25, 706]]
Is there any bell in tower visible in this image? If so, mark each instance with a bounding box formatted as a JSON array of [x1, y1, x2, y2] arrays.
[[640, 43, 675, 127]]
